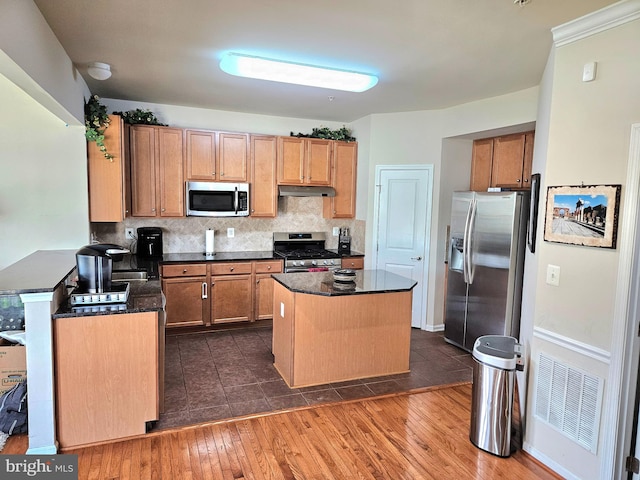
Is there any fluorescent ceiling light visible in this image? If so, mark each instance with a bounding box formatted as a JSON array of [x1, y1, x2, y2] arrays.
[[220, 53, 378, 92]]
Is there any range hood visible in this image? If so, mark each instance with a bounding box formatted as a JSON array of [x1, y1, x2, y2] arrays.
[[278, 185, 336, 197]]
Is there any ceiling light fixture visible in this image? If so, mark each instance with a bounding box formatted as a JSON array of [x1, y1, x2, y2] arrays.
[[87, 62, 112, 81], [219, 53, 378, 92], [513, 0, 531, 5]]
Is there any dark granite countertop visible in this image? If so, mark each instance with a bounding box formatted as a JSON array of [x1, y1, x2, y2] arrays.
[[327, 250, 365, 258], [0, 250, 76, 295], [272, 269, 416, 297], [53, 280, 163, 318], [161, 250, 279, 264]]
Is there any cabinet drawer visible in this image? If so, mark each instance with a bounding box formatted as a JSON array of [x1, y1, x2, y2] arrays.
[[341, 257, 364, 270], [210, 262, 252, 275], [162, 264, 207, 277], [254, 261, 283, 274]]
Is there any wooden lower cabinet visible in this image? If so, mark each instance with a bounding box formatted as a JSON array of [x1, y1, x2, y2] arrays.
[[54, 312, 159, 448], [162, 260, 283, 328], [161, 263, 208, 327], [341, 256, 364, 270]]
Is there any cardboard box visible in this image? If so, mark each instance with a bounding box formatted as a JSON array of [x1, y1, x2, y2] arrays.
[[0, 339, 26, 396]]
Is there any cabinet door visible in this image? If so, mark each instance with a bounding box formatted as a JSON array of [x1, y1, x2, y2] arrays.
[[211, 275, 252, 323], [277, 136, 305, 184], [130, 125, 157, 216], [521, 132, 535, 189], [306, 139, 332, 185], [255, 274, 276, 321], [157, 127, 184, 217], [162, 277, 209, 327], [470, 138, 493, 192], [185, 129, 216, 180], [491, 133, 526, 188], [324, 141, 357, 218], [88, 115, 125, 222], [217, 132, 248, 182], [250, 135, 278, 217]]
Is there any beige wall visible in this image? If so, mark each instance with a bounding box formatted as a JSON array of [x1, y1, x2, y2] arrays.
[[526, 16, 640, 479]]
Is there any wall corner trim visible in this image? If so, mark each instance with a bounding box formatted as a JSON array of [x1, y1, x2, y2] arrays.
[[552, 0, 640, 47], [532, 327, 611, 364]]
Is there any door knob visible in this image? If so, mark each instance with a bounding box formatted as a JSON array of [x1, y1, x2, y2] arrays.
[[411, 256, 423, 261]]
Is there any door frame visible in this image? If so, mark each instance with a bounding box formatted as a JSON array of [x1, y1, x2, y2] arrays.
[[371, 164, 434, 331]]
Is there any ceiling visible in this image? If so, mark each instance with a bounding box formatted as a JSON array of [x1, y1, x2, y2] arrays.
[[35, 0, 617, 123]]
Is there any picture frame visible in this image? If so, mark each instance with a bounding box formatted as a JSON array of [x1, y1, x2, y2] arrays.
[[543, 184, 622, 249], [527, 173, 541, 253]]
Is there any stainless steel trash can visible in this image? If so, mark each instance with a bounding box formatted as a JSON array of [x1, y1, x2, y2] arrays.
[[469, 335, 521, 457]]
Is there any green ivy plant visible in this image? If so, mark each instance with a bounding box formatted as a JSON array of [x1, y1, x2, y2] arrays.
[[84, 95, 114, 160], [290, 126, 356, 142], [113, 109, 167, 126]]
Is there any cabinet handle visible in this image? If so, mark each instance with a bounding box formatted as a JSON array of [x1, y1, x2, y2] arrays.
[[221, 172, 224, 176], [183, 269, 187, 273], [267, 265, 271, 270], [152, 208, 156, 212], [516, 179, 521, 183], [256, 279, 260, 284], [524, 178, 529, 183], [230, 267, 234, 272], [161, 208, 165, 212], [202, 282, 208, 299]]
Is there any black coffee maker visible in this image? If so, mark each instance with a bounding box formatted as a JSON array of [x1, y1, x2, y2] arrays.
[[137, 227, 163, 258], [76, 244, 130, 293], [338, 227, 352, 254]]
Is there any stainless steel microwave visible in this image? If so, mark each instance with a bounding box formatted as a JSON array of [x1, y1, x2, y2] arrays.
[[186, 181, 250, 217]]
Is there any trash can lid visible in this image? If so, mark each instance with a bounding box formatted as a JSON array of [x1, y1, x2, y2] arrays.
[[472, 335, 519, 370]]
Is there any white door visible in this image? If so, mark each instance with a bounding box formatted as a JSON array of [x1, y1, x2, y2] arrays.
[[373, 165, 433, 329]]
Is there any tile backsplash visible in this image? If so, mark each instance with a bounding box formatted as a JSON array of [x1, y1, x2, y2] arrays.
[[91, 197, 365, 255]]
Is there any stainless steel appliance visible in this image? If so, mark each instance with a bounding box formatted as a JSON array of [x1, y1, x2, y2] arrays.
[[186, 181, 249, 217], [273, 232, 341, 273], [76, 243, 130, 294], [137, 227, 163, 257], [444, 191, 529, 352]]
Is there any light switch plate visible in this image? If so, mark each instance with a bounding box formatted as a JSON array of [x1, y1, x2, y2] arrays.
[[582, 61, 597, 82], [125, 228, 135, 239], [333, 227, 340, 236], [546, 264, 560, 286], [227, 228, 235, 238]]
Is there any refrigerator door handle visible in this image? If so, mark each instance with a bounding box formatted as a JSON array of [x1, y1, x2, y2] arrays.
[[466, 198, 478, 285], [462, 198, 473, 284]]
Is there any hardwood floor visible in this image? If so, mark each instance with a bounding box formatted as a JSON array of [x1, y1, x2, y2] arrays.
[[3, 384, 560, 479]]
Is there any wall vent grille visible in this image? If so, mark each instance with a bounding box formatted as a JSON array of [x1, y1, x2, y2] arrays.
[[534, 353, 604, 453]]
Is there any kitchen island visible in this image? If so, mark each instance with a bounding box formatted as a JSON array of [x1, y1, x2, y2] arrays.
[[271, 270, 417, 388]]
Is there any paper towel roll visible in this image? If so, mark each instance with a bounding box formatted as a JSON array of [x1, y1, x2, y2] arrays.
[[205, 229, 215, 255]]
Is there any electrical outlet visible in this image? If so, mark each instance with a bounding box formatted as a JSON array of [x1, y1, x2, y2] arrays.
[[546, 264, 560, 286], [125, 228, 135, 240], [332, 227, 340, 236], [227, 227, 235, 238]]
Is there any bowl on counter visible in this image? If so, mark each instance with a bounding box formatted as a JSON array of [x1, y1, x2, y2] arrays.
[[333, 269, 356, 283]]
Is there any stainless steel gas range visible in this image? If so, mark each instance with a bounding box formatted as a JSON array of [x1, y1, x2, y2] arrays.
[[273, 232, 341, 273]]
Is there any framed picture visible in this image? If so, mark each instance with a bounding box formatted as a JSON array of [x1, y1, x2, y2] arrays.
[[543, 184, 622, 249], [527, 173, 541, 253]]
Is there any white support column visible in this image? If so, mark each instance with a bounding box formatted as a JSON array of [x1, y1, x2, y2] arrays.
[[20, 291, 57, 455]]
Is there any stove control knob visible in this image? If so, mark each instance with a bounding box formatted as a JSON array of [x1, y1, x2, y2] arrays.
[[311, 260, 317, 266]]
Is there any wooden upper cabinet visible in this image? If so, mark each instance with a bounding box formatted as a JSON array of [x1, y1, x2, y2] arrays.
[[469, 131, 535, 191], [491, 133, 526, 188], [185, 130, 216, 180], [469, 138, 494, 192], [88, 114, 126, 222], [217, 132, 249, 182], [323, 141, 357, 219], [250, 135, 278, 217], [277, 137, 332, 186], [130, 125, 184, 217]]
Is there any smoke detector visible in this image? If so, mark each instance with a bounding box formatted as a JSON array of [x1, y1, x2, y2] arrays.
[[514, 0, 531, 5]]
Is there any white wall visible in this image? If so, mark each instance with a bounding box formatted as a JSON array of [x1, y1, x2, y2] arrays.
[[363, 88, 539, 329], [525, 12, 640, 479]]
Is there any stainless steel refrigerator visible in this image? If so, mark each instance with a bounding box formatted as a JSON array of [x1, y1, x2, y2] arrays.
[[444, 191, 529, 352]]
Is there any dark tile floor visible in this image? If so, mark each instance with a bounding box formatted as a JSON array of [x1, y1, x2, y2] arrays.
[[155, 325, 473, 431]]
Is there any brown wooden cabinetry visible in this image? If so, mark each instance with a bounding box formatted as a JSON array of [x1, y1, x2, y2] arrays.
[[161, 264, 208, 327], [210, 262, 253, 324], [277, 137, 332, 186], [323, 141, 357, 218], [87, 114, 127, 222], [130, 125, 184, 217], [254, 260, 283, 320], [250, 135, 278, 217], [470, 131, 535, 191], [185, 130, 248, 182], [54, 312, 159, 448], [341, 256, 364, 270]]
